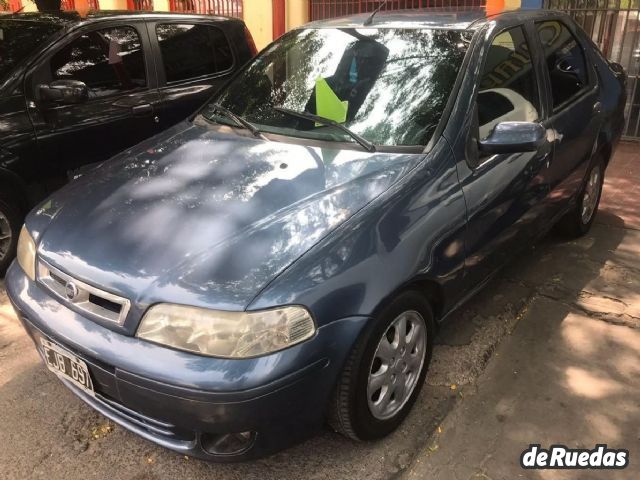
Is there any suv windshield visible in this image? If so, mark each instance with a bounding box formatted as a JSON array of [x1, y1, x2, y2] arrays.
[[0, 21, 62, 82], [204, 27, 471, 148]]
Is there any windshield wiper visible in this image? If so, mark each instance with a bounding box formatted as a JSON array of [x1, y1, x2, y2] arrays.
[[212, 103, 268, 141], [273, 106, 376, 153]]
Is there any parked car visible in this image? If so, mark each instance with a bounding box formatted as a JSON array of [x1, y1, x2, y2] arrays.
[[6, 8, 626, 461], [0, 11, 257, 274]]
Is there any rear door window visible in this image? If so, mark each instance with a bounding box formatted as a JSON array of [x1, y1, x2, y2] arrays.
[[155, 23, 233, 83], [51, 26, 146, 98], [536, 20, 590, 109]]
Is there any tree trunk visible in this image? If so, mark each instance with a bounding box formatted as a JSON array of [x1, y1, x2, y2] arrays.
[[34, 0, 62, 11]]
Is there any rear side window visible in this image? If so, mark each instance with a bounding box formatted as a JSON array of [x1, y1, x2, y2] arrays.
[[156, 24, 233, 83], [478, 26, 540, 140], [536, 20, 589, 108], [51, 26, 146, 98]]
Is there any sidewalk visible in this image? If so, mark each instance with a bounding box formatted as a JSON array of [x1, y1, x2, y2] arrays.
[[405, 142, 640, 480]]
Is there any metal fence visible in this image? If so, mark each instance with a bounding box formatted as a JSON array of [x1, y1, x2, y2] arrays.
[[169, 0, 243, 17], [545, 0, 640, 139], [309, 0, 485, 21], [127, 0, 153, 10]]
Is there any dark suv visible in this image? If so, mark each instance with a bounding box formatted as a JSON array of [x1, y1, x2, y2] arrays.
[[0, 11, 256, 273]]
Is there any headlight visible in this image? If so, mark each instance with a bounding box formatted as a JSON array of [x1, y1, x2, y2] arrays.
[[136, 304, 316, 358], [16, 226, 36, 281]]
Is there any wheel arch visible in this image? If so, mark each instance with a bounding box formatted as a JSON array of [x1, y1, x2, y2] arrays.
[[597, 139, 613, 169], [0, 168, 30, 215], [594, 122, 616, 170], [371, 276, 446, 325]]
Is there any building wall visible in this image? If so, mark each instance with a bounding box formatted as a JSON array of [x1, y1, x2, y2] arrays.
[[153, 0, 169, 10], [244, 0, 274, 50], [22, 1, 37, 11], [286, 0, 309, 30], [244, 0, 309, 50]]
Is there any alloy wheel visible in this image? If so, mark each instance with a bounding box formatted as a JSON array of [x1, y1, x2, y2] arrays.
[[581, 165, 602, 225], [367, 310, 427, 420], [0, 211, 12, 261]]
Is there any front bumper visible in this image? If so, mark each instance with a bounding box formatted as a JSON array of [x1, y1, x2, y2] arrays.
[[5, 262, 368, 461]]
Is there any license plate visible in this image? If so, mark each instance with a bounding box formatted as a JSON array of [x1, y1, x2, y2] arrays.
[[40, 338, 95, 396]]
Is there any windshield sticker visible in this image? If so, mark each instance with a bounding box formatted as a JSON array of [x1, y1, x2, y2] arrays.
[[315, 77, 348, 126]]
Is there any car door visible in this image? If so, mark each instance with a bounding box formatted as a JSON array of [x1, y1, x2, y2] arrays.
[[457, 24, 552, 286], [24, 21, 161, 187], [148, 20, 238, 131], [534, 19, 601, 219]]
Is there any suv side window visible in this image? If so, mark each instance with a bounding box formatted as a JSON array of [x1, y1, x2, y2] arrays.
[[156, 24, 233, 83], [477, 26, 540, 140], [51, 26, 146, 98], [536, 20, 589, 108]]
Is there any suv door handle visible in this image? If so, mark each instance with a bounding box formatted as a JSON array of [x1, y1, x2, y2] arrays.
[[132, 104, 153, 116], [593, 102, 602, 114]]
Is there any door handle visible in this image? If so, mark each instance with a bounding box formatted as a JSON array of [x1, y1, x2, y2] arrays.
[[132, 104, 153, 116], [593, 102, 602, 114]]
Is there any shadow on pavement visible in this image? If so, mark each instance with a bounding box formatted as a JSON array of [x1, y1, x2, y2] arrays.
[[406, 210, 640, 479]]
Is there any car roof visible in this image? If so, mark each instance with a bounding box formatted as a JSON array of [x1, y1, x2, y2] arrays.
[[0, 10, 241, 27], [303, 7, 571, 31]]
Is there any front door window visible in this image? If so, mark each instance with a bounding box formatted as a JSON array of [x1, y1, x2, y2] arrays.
[[477, 26, 541, 141], [50, 26, 146, 99]]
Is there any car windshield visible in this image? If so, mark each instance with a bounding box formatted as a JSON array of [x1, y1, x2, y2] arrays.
[[0, 20, 62, 82], [203, 27, 471, 148]]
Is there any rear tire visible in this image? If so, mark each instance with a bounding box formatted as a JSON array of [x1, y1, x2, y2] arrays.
[[328, 291, 435, 440], [556, 158, 605, 238], [0, 197, 21, 277]]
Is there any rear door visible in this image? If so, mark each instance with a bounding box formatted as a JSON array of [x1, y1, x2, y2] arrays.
[[147, 19, 239, 131], [534, 19, 601, 220], [458, 24, 552, 285], [25, 21, 161, 185]]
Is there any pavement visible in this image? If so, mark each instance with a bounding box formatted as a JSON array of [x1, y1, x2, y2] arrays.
[[0, 143, 638, 480], [405, 142, 640, 480]]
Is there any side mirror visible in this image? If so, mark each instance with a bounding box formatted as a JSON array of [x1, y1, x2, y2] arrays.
[[609, 62, 625, 75], [608, 62, 627, 85], [38, 80, 89, 105], [479, 121, 546, 155]]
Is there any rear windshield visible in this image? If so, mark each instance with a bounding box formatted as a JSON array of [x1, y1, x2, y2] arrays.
[[204, 27, 471, 148], [0, 21, 62, 82]]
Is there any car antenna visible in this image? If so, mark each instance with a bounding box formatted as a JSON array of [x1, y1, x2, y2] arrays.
[[363, 0, 389, 26]]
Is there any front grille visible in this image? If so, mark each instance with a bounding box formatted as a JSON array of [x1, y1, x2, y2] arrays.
[[37, 260, 130, 326], [62, 377, 197, 447], [97, 393, 187, 439]]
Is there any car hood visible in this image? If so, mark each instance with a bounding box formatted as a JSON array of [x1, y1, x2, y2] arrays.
[[31, 123, 424, 313]]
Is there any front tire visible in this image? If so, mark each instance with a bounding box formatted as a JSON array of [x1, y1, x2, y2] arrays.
[[556, 158, 605, 238], [329, 291, 435, 440], [0, 198, 21, 277]]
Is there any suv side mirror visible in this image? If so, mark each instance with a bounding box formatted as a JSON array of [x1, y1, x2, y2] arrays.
[[38, 80, 89, 105], [479, 121, 546, 155]]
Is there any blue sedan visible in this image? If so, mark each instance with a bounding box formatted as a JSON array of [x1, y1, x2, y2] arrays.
[[6, 8, 626, 461]]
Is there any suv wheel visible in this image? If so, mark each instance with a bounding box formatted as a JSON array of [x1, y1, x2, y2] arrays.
[[0, 198, 21, 277], [329, 291, 434, 440]]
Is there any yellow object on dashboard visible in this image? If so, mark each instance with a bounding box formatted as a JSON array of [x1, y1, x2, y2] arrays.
[[315, 78, 348, 125]]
